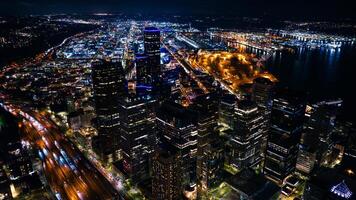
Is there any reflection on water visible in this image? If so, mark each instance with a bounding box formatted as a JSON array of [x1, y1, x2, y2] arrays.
[[234, 44, 356, 122]]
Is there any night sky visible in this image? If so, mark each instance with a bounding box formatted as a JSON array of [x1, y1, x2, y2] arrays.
[[0, 0, 355, 20]]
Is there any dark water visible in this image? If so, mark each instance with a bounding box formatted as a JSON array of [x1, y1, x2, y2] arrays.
[[239, 44, 356, 123]]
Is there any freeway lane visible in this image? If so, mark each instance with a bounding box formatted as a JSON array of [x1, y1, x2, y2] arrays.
[[1, 103, 120, 200]]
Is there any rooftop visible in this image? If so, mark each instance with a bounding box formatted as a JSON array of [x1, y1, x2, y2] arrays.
[[226, 168, 279, 198], [144, 27, 160, 32]]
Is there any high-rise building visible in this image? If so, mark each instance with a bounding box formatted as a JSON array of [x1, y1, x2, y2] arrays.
[[296, 147, 317, 176], [191, 94, 224, 199], [91, 60, 125, 162], [144, 27, 161, 84], [230, 100, 264, 170], [135, 53, 149, 85], [156, 101, 198, 187], [296, 104, 336, 175], [119, 91, 156, 183], [263, 88, 306, 185], [218, 94, 237, 129], [196, 134, 224, 199], [152, 144, 183, 200], [252, 77, 275, 155], [252, 77, 274, 109], [123, 49, 135, 76]]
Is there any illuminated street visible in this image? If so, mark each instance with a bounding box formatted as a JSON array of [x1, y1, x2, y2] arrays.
[[0, 4, 356, 200], [1, 102, 120, 200]]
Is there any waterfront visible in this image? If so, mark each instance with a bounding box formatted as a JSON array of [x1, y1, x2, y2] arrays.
[[1, 13, 356, 199], [235, 44, 356, 123]]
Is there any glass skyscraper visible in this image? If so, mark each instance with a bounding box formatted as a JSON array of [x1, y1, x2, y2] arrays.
[[119, 91, 157, 183], [143, 27, 161, 84], [91, 59, 125, 162], [263, 88, 306, 185]]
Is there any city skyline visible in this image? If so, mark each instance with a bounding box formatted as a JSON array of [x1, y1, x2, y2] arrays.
[[1, 2, 356, 200]]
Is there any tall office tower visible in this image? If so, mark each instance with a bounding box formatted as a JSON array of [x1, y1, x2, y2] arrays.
[[197, 135, 224, 200], [263, 88, 306, 185], [192, 94, 224, 199], [124, 50, 136, 80], [152, 144, 183, 200], [309, 104, 337, 152], [144, 27, 161, 84], [230, 100, 264, 170], [135, 53, 149, 85], [218, 93, 237, 129], [156, 101, 198, 187], [296, 104, 336, 175], [252, 77, 275, 156], [252, 77, 274, 109], [91, 60, 125, 162], [296, 144, 317, 176], [119, 91, 156, 183]]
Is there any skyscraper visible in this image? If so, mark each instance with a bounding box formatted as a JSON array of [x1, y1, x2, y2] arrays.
[[144, 27, 161, 84], [135, 53, 149, 85], [91, 60, 125, 162], [156, 101, 198, 188], [192, 93, 224, 199], [119, 91, 156, 183], [230, 100, 264, 170], [296, 104, 336, 175], [152, 144, 183, 200], [252, 77, 275, 155], [263, 88, 306, 185], [252, 77, 274, 109], [218, 94, 237, 129]]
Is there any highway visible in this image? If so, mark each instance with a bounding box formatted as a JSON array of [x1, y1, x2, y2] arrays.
[[1, 102, 120, 200], [163, 43, 210, 95]]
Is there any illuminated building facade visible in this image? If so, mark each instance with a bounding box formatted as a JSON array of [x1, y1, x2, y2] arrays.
[[196, 134, 224, 199], [144, 27, 161, 84], [296, 104, 336, 175], [193, 94, 224, 199], [119, 92, 156, 183], [252, 77, 275, 155], [218, 94, 237, 129], [263, 89, 306, 185], [135, 53, 149, 85], [230, 100, 264, 170], [91, 60, 125, 162], [152, 144, 183, 200], [252, 77, 274, 109], [156, 101, 198, 187]]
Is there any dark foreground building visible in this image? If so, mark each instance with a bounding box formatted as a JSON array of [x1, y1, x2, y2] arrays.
[[119, 91, 156, 183], [91, 59, 125, 162], [152, 144, 183, 200], [227, 168, 280, 200], [143, 27, 161, 84], [303, 163, 356, 200], [264, 88, 306, 185], [156, 101, 198, 188], [230, 100, 264, 170]]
